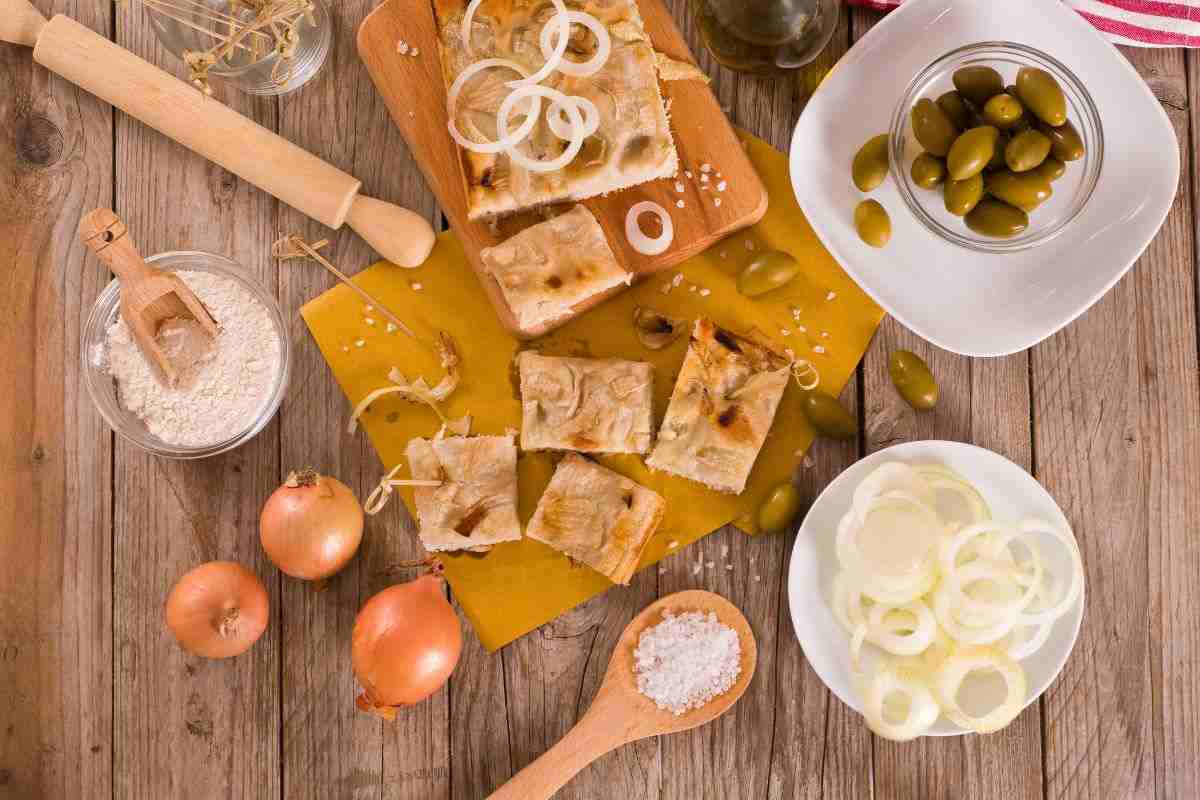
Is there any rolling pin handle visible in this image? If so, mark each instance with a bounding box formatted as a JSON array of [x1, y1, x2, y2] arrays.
[[0, 0, 48, 47]]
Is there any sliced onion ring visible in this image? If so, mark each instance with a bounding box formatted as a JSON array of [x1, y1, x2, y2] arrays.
[[625, 201, 674, 255], [940, 522, 1044, 622], [460, 0, 485, 58], [547, 95, 599, 140], [507, 0, 569, 87], [1013, 518, 1084, 626], [446, 58, 540, 154], [497, 85, 585, 173], [934, 646, 1027, 733], [932, 582, 1018, 645], [861, 663, 940, 741], [538, 10, 612, 77], [867, 600, 937, 656]]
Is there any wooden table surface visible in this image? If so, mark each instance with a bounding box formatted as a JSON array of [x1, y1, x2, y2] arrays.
[[2, 1, 1198, 798]]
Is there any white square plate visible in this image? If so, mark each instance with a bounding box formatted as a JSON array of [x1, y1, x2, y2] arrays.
[[789, 0, 1179, 356]]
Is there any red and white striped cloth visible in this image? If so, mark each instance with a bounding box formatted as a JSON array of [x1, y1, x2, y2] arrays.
[[847, 0, 1200, 46]]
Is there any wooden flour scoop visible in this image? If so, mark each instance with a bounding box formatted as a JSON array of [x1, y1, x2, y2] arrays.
[[79, 209, 218, 386], [488, 590, 757, 800], [2, 0, 435, 269]]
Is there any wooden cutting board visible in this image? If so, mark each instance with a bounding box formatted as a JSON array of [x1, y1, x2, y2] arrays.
[[357, 0, 767, 338]]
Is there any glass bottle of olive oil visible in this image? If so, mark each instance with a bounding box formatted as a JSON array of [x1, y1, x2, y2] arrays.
[[691, 0, 840, 74]]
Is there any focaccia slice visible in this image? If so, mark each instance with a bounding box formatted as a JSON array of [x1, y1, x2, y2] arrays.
[[518, 352, 654, 453], [405, 434, 522, 552], [481, 205, 631, 332], [527, 454, 665, 584], [645, 318, 791, 494], [432, 0, 677, 220]]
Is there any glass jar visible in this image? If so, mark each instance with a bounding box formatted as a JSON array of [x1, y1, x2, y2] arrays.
[[691, 0, 840, 74], [889, 41, 1104, 253], [145, 0, 332, 96]]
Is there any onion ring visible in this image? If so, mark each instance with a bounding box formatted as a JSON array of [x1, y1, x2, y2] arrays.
[[934, 646, 1027, 733], [1013, 518, 1084, 626], [931, 582, 1018, 645], [507, 0, 569, 87], [939, 522, 1044, 623], [497, 85, 585, 173], [547, 95, 599, 140], [446, 58, 540, 154], [625, 201, 674, 255], [538, 10, 612, 77], [867, 600, 937, 656], [861, 664, 940, 741]]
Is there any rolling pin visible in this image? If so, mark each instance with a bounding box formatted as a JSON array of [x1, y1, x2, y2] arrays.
[[1, 0, 435, 268]]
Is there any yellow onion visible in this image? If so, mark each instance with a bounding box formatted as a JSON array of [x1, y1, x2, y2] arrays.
[[165, 561, 269, 659], [260, 468, 364, 580], [352, 574, 462, 719]]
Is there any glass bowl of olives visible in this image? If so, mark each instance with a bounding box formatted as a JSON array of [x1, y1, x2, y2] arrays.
[[888, 41, 1103, 253]]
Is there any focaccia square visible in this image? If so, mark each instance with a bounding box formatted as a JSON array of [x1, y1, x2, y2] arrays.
[[481, 205, 631, 332], [433, 0, 678, 220], [645, 318, 791, 494], [527, 454, 665, 584], [518, 351, 654, 453], [405, 434, 522, 552]]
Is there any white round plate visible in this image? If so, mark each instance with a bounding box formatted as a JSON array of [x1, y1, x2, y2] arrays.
[[787, 441, 1085, 736], [789, 0, 1179, 356]]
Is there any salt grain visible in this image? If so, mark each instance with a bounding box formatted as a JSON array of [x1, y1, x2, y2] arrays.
[[826, 291, 837, 301], [354, 339, 366, 348], [689, 285, 697, 292], [634, 611, 741, 716], [744, 239, 755, 251], [814, 345, 826, 354], [675, 182, 685, 192], [713, 198, 722, 207], [364, 317, 376, 326], [386, 322, 398, 334], [676, 199, 685, 209], [668, 540, 679, 549], [700, 163, 712, 173], [364, 304, 374, 312], [685, 170, 694, 179], [699, 288, 711, 297], [672, 273, 684, 287], [411, 47, 420, 56], [721, 544, 729, 557], [798, 325, 807, 333], [725, 564, 733, 571], [821, 331, 830, 339], [716, 180, 727, 192], [706, 561, 715, 569], [397, 40, 409, 54], [411, 281, 423, 291], [700, 174, 710, 183], [780, 329, 790, 337], [692, 563, 702, 575]]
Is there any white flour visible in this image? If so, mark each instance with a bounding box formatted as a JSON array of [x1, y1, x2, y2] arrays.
[[634, 611, 741, 715], [101, 270, 282, 447]]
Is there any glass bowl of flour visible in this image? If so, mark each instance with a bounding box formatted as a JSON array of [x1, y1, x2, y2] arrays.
[[81, 251, 290, 459]]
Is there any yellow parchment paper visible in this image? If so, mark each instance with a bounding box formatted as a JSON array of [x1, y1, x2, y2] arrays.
[[301, 137, 883, 650]]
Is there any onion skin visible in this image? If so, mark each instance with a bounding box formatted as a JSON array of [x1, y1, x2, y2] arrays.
[[352, 575, 462, 719], [165, 561, 269, 659], [260, 469, 364, 581]]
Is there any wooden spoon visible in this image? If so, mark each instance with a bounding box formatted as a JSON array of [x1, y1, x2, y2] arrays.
[[79, 208, 219, 387], [487, 590, 757, 800]]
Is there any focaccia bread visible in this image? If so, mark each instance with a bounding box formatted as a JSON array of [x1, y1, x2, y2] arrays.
[[405, 434, 522, 552], [518, 351, 654, 453], [527, 454, 665, 584], [646, 318, 791, 494], [433, 0, 678, 220], [481, 205, 631, 332]]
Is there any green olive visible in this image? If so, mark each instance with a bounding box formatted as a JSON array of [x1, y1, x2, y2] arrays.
[[965, 198, 1029, 238], [952, 65, 1005, 107], [1034, 156, 1066, 182], [944, 173, 984, 217], [852, 134, 890, 192], [910, 153, 946, 189], [936, 91, 972, 130], [984, 169, 1052, 212], [757, 482, 803, 534], [1005, 129, 1052, 172], [947, 126, 999, 181], [1015, 67, 1067, 127], [854, 200, 891, 248], [801, 392, 858, 440], [737, 250, 801, 297], [888, 350, 939, 411], [910, 98, 959, 157], [987, 131, 1010, 171], [982, 93, 1024, 130], [1036, 119, 1085, 162]]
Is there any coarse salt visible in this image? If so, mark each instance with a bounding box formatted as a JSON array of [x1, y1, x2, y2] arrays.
[[814, 345, 826, 354], [411, 281, 423, 291], [676, 199, 685, 209], [826, 291, 837, 301], [713, 198, 722, 207], [386, 322, 398, 333], [397, 40, 409, 54], [672, 273, 684, 287], [634, 611, 741, 715], [700, 163, 712, 173], [685, 170, 694, 179], [355, 339, 366, 348], [699, 288, 711, 297], [716, 180, 727, 192], [675, 182, 685, 192], [364, 317, 376, 326], [668, 540, 679, 548]]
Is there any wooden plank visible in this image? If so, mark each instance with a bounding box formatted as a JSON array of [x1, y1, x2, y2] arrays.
[[0, 1, 113, 797], [270, 2, 448, 799], [110, 11, 282, 798], [356, 0, 769, 339], [1035, 45, 1198, 800], [850, 11, 1044, 797], [762, 10, 875, 800]]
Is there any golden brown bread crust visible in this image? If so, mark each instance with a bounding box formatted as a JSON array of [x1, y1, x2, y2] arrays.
[[527, 453, 665, 584], [432, 0, 677, 220], [517, 351, 654, 453], [645, 318, 791, 494]]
